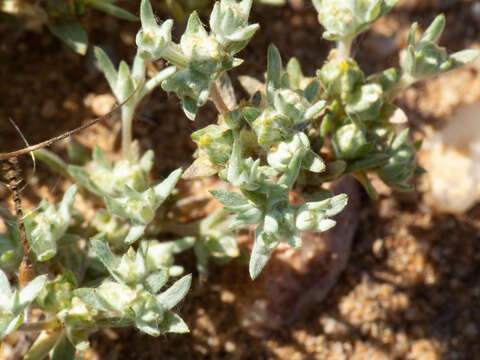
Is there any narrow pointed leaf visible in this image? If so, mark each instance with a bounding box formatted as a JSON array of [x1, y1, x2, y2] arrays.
[[50, 333, 75, 360], [159, 311, 189, 333], [91, 236, 118, 273], [94, 46, 118, 93], [74, 288, 113, 312], [420, 14, 445, 43], [140, 0, 158, 28], [157, 274, 191, 309], [18, 275, 47, 310], [154, 168, 182, 203], [49, 23, 87, 55], [88, 2, 138, 21]]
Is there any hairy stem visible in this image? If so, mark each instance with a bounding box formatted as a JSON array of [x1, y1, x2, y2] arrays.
[[121, 105, 135, 160], [336, 38, 352, 59]]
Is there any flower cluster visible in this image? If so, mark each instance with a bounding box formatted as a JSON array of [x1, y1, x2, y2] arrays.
[[136, 0, 259, 119]]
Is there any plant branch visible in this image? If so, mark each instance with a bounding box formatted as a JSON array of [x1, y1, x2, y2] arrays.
[[336, 38, 352, 60], [17, 319, 60, 333], [209, 82, 231, 115], [121, 106, 136, 160], [0, 82, 143, 161], [161, 220, 200, 237]]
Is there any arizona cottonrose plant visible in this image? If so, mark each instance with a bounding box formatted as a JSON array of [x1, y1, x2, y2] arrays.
[[0, 0, 477, 358]]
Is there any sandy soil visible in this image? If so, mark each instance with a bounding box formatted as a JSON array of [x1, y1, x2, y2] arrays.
[[1, 0, 480, 359]]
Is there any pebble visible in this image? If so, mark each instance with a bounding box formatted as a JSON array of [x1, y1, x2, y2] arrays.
[[409, 339, 440, 360], [421, 102, 480, 213], [84, 93, 116, 116], [372, 238, 385, 258]]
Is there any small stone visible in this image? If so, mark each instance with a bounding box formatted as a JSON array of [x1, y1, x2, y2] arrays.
[[410, 339, 440, 360], [63, 98, 79, 111], [372, 238, 385, 258], [220, 289, 236, 304], [320, 316, 348, 335], [85, 94, 116, 116], [224, 341, 237, 353]]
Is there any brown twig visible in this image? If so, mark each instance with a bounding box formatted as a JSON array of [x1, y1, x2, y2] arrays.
[[209, 81, 231, 115], [0, 84, 141, 161], [1, 158, 33, 289]]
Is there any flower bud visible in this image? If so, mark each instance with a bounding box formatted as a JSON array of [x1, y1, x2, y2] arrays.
[[180, 12, 224, 75], [136, 20, 173, 61], [24, 185, 77, 261], [267, 133, 310, 171], [161, 69, 211, 120], [210, 0, 259, 54], [191, 125, 233, 166], [331, 122, 370, 160], [377, 133, 416, 188], [92, 210, 130, 249], [402, 15, 480, 81], [312, 0, 397, 41], [97, 280, 138, 311], [274, 89, 310, 121], [136, 0, 174, 61], [317, 58, 364, 102], [295, 194, 347, 232], [249, 108, 292, 147], [345, 83, 383, 121], [69, 146, 153, 197]]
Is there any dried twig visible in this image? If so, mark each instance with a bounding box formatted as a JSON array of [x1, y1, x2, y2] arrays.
[[0, 85, 140, 161], [0, 85, 140, 291]]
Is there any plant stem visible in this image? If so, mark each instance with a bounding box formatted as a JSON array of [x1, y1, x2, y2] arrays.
[[209, 81, 230, 115], [336, 38, 352, 59], [17, 319, 60, 333], [121, 105, 135, 160], [161, 220, 200, 237]]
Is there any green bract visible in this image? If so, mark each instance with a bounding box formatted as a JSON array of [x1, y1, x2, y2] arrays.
[[0, 221, 23, 272], [105, 168, 182, 244], [192, 125, 233, 166], [312, 0, 399, 41], [0, 270, 47, 337], [69, 145, 153, 197], [209, 0, 259, 54], [402, 15, 480, 83], [191, 209, 240, 274], [24, 185, 77, 261]]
